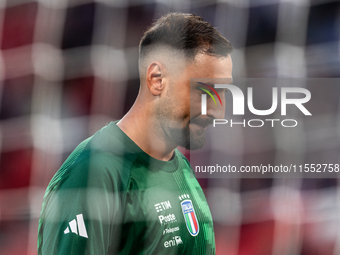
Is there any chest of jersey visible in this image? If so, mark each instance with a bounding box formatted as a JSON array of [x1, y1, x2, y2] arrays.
[[120, 161, 215, 255]]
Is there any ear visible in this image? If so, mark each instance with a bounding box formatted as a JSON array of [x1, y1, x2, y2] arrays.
[[146, 62, 166, 96]]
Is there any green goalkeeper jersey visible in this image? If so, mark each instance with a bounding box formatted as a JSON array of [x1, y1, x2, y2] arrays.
[[38, 121, 216, 255]]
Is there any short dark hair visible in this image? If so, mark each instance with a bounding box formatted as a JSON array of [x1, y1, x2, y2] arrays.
[[139, 13, 233, 61]]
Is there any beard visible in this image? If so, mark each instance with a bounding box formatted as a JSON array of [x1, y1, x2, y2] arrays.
[[155, 82, 214, 150], [157, 112, 214, 150], [166, 123, 205, 150]]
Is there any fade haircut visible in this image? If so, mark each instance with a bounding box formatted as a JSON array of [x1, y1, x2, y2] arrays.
[[139, 13, 233, 79]]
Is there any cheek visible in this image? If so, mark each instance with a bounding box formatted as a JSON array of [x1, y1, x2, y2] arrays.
[[165, 97, 187, 119], [189, 87, 202, 106], [177, 101, 191, 117], [172, 101, 191, 122]]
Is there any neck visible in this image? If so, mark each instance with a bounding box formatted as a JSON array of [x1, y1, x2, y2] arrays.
[[117, 99, 177, 161]]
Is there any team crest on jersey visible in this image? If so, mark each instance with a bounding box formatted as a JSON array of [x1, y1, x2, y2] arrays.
[[181, 200, 199, 236]]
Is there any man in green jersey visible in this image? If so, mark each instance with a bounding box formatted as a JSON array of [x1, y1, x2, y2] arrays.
[[38, 13, 233, 254]]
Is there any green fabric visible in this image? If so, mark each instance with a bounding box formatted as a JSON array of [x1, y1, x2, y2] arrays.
[[38, 121, 215, 255]]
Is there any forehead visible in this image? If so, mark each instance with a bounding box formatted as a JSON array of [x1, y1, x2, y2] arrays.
[[187, 53, 233, 79]]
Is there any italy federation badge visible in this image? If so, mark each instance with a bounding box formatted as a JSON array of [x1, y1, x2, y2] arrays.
[[181, 200, 199, 236]]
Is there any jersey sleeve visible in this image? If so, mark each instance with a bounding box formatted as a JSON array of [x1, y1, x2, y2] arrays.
[[38, 152, 125, 255]]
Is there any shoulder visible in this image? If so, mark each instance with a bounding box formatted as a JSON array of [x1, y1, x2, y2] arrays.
[[175, 148, 190, 165], [54, 122, 139, 191]]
